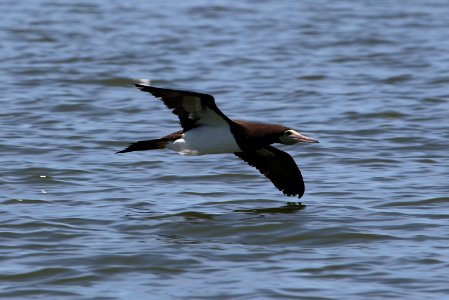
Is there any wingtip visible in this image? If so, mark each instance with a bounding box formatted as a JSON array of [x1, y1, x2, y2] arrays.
[[134, 83, 148, 92], [116, 147, 131, 154]]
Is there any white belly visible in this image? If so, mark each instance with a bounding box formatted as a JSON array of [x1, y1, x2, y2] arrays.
[[167, 126, 242, 155]]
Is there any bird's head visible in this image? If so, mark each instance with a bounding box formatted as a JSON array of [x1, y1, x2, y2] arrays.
[[279, 129, 319, 145]]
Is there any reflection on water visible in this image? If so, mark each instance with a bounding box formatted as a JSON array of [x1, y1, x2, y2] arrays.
[[234, 202, 306, 214]]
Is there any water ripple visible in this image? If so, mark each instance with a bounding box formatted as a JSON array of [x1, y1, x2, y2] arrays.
[[2, 0, 449, 299]]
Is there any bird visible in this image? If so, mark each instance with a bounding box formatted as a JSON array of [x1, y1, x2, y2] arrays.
[[117, 82, 318, 198]]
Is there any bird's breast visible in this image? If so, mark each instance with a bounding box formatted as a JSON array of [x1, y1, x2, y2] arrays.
[[167, 125, 242, 155]]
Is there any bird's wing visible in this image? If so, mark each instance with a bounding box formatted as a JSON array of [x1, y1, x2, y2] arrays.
[[235, 146, 305, 198], [135, 84, 232, 131]]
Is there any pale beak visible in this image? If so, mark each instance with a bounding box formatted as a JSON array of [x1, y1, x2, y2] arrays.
[[291, 132, 319, 143]]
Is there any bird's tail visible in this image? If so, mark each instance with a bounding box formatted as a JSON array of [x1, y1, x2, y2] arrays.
[[116, 138, 168, 154]]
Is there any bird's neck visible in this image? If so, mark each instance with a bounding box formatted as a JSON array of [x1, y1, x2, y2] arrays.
[[230, 120, 281, 151]]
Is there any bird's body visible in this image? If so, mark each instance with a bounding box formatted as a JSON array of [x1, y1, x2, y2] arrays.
[[167, 124, 241, 155], [118, 82, 318, 198]]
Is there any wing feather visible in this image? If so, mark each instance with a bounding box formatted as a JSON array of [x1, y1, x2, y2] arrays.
[[135, 84, 232, 131], [235, 146, 305, 198]]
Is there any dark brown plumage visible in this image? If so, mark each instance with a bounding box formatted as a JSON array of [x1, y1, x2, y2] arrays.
[[135, 84, 231, 131], [235, 146, 305, 198], [118, 83, 318, 198]]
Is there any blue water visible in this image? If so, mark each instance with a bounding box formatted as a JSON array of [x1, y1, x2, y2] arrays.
[[1, 0, 449, 299]]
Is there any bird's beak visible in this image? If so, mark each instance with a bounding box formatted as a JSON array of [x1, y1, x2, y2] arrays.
[[292, 132, 319, 143]]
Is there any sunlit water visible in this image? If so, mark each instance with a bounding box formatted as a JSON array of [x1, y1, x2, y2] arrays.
[[1, 0, 449, 299]]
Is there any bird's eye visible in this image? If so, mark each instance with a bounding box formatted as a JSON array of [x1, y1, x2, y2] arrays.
[[285, 131, 292, 136]]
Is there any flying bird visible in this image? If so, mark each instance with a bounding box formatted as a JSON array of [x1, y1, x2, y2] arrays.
[[117, 82, 318, 198]]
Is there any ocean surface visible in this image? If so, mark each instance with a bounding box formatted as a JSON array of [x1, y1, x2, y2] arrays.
[[1, 0, 449, 299]]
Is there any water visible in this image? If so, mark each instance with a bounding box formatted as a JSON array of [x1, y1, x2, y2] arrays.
[[1, 0, 449, 299]]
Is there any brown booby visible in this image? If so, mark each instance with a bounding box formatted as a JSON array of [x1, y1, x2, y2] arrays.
[[117, 82, 318, 198]]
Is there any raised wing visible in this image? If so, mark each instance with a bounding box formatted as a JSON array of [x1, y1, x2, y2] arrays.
[[235, 146, 305, 198], [135, 84, 232, 131]]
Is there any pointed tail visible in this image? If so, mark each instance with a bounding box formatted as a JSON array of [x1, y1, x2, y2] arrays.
[[116, 139, 168, 154]]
